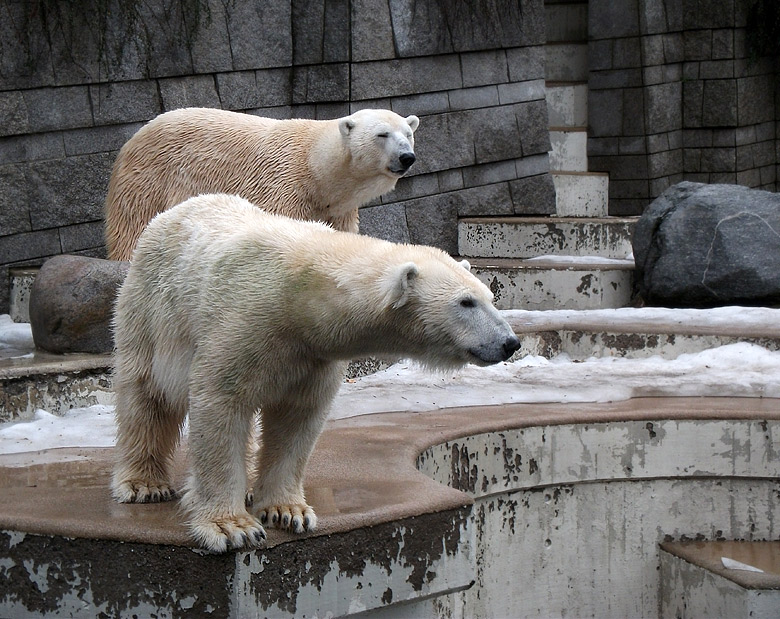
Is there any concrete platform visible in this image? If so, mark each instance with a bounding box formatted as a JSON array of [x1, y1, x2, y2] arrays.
[[660, 541, 780, 619], [2, 398, 779, 617]]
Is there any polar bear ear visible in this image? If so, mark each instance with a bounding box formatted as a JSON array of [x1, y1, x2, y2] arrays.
[[405, 115, 420, 133], [459, 259, 471, 272], [382, 262, 419, 309], [339, 116, 356, 137]]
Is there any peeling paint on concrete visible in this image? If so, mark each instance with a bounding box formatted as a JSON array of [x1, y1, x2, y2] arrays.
[[0, 369, 114, 423], [234, 509, 473, 617], [417, 419, 780, 618], [0, 532, 235, 618]]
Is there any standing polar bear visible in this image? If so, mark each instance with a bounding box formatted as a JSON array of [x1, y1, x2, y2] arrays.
[[111, 193, 520, 553], [105, 107, 420, 260]]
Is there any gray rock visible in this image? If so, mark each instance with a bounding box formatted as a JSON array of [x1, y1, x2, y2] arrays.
[[29, 255, 129, 354], [633, 181, 780, 307]]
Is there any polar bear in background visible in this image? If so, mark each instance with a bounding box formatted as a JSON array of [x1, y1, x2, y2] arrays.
[[111, 193, 520, 553], [104, 107, 420, 260]]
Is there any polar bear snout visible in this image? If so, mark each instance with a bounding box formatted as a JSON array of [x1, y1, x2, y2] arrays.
[[503, 334, 522, 360], [398, 151, 416, 171], [470, 333, 521, 365]]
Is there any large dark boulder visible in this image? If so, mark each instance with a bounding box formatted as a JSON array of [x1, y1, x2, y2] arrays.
[[633, 182, 780, 307], [29, 255, 129, 354]]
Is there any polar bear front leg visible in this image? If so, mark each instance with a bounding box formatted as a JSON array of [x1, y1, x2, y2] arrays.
[[252, 379, 338, 534], [182, 390, 267, 553]]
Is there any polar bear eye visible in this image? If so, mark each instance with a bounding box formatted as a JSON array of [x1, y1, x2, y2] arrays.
[[460, 297, 476, 308], [377, 132, 389, 138]]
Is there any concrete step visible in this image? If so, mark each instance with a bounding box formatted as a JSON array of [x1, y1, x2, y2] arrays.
[[468, 256, 634, 311], [660, 541, 780, 619], [505, 307, 780, 360], [552, 172, 609, 217], [545, 2, 588, 43], [549, 127, 587, 172], [545, 81, 588, 127], [545, 42, 588, 82], [458, 216, 637, 260]]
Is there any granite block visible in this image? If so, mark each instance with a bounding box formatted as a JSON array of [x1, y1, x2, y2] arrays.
[[448, 86, 499, 111], [0, 92, 29, 137], [702, 80, 737, 127], [227, 1, 292, 70], [62, 124, 142, 157], [89, 81, 161, 126], [358, 202, 411, 244], [461, 50, 509, 88], [506, 46, 545, 83], [0, 133, 64, 164], [159, 75, 221, 111], [0, 229, 61, 265], [589, 0, 639, 39], [403, 193, 458, 254], [351, 0, 396, 62], [292, 63, 349, 103], [645, 82, 683, 133], [23, 87, 93, 133], [509, 173, 556, 215], [0, 165, 31, 236], [351, 56, 462, 100], [26, 153, 113, 229]]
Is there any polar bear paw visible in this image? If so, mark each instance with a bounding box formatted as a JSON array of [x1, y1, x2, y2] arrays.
[[258, 504, 317, 534], [190, 512, 267, 553], [113, 479, 176, 504]]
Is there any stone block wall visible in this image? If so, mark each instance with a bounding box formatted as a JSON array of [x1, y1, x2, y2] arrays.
[[0, 0, 555, 313], [588, 0, 779, 215]]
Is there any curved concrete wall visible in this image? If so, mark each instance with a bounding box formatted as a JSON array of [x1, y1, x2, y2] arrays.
[[416, 418, 780, 618]]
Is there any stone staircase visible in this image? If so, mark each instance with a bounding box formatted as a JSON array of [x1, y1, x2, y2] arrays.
[[462, 0, 638, 311]]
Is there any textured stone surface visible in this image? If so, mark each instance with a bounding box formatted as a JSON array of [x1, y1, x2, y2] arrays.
[[29, 255, 129, 354], [633, 182, 780, 307], [1, 0, 562, 313]]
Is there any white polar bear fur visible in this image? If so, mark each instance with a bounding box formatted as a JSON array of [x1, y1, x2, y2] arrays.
[[111, 193, 519, 553], [104, 107, 420, 260]]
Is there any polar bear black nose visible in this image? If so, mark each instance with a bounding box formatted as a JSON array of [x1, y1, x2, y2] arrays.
[[502, 335, 521, 360], [399, 152, 416, 170]]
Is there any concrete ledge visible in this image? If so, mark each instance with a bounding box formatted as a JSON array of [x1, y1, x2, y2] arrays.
[[2, 398, 780, 617], [660, 541, 780, 619], [458, 216, 637, 259]]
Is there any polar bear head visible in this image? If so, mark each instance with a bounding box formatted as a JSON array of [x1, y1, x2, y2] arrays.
[[375, 250, 521, 369], [338, 109, 420, 179]]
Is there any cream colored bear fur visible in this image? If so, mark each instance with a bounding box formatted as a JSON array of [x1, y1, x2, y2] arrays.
[[105, 107, 420, 260], [111, 193, 520, 553]]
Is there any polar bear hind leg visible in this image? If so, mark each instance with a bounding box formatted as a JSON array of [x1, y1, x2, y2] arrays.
[[111, 361, 184, 504]]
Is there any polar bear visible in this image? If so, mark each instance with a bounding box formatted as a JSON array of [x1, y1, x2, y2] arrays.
[[111, 193, 520, 553], [104, 107, 420, 260]]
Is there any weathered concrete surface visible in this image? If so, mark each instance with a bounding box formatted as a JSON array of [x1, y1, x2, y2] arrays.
[[0, 353, 113, 423], [9, 268, 37, 323], [459, 216, 637, 259], [2, 398, 780, 617], [660, 542, 780, 619], [418, 416, 780, 618], [469, 256, 633, 310]]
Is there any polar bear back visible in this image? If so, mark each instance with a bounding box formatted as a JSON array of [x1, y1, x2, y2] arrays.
[[105, 107, 419, 261]]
